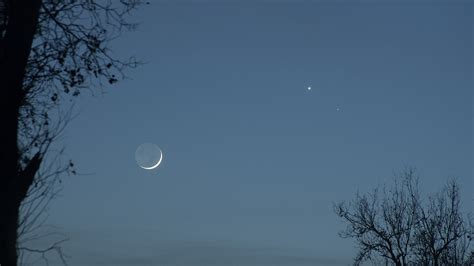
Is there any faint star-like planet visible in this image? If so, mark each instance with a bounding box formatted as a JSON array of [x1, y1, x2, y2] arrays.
[[135, 143, 163, 170]]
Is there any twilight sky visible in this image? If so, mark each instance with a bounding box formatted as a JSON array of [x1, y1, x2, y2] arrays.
[[35, 2, 472, 265]]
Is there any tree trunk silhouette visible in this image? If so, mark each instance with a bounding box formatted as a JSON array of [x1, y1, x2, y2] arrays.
[[0, 0, 42, 265], [1, 0, 142, 264]]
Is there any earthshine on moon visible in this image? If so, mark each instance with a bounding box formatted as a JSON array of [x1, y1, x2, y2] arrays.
[[135, 143, 163, 170]]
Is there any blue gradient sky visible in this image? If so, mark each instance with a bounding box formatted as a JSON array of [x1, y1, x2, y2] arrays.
[[41, 2, 472, 265]]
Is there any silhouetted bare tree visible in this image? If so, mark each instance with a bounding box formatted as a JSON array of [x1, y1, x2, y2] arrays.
[[335, 168, 473, 266], [0, 1, 143, 265]]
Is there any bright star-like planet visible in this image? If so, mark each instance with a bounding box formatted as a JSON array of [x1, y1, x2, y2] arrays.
[[307, 86, 311, 90]]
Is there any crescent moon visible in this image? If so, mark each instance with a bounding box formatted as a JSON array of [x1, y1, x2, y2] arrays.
[[140, 149, 163, 170]]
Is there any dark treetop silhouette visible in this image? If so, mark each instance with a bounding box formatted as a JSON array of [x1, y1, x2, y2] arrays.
[[335, 169, 474, 266], [0, 1, 142, 265]]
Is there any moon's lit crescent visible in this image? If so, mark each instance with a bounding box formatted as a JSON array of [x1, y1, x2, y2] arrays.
[[139, 149, 163, 170]]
